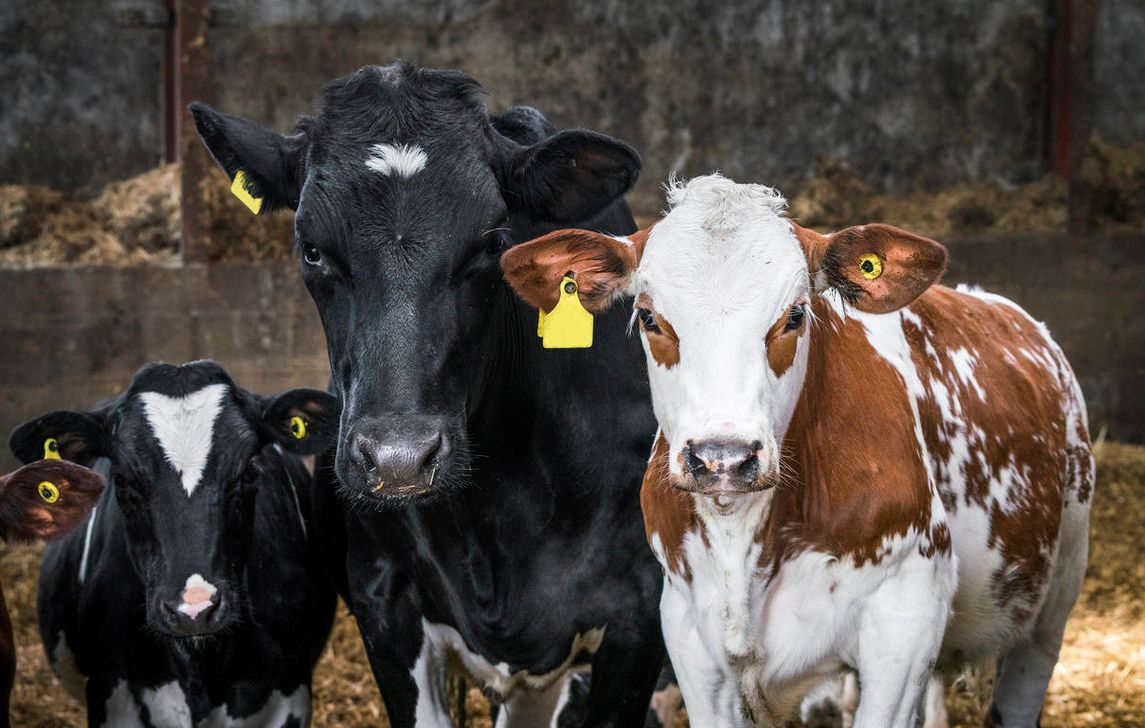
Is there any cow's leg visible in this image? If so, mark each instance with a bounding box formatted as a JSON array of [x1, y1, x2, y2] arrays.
[[494, 674, 569, 728], [922, 673, 948, 728], [852, 559, 952, 728], [656, 580, 747, 727], [646, 663, 683, 727], [579, 600, 665, 727], [986, 501, 1089, 728]]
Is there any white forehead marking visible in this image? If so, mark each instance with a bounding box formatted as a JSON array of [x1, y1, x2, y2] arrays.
[[366, 142, 428, 178], [139, 383, 228, 496]]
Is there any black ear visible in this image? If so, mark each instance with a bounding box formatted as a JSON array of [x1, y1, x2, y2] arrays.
[[9, 411, 109, 466], [505, 130, 641, 223], [188, 102, 306, 212], [260, 389, 341, 455]]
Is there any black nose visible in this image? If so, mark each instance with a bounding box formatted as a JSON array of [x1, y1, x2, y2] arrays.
[[346, 416, 450, 492], [682, 439, 762, 490]]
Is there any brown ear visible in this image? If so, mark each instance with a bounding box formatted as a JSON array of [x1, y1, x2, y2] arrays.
[[501, 229, 639, 312], [0, 460, 105, 541], [794, 222, 947, 313]]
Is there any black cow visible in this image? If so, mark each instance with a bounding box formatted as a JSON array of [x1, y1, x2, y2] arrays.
[[191, 62, 664, 726], [8, 361, 341, 727]]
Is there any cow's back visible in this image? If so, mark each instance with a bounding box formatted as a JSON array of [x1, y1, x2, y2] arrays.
[[901, 284, 1094, 662]]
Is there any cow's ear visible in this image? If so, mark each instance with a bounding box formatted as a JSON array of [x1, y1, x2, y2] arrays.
[[260, 389, 341, 455], [189, 102, 306, 213], [0, 460, 106, 542], [9, 411, 110, 466], [501, 228, 642, 313], [793, 222, 948, 314], [504, 130, 641, 223]]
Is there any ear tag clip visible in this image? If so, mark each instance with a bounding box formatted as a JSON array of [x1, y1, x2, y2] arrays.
[[38, 481, 60, 504], [43, 438, 61, 461], [858, 253, 883, 280], [288, 415, 308, 440], [231, 169, 264, 215], [538, 276, 593, 349]]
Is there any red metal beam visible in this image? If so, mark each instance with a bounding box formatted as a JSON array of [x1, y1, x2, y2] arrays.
[[175, 0, 211, 263]]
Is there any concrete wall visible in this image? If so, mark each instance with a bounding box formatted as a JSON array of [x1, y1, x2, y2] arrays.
[[0, 1, 166, 192], [0, 263, 330, 471], [6, 0, 1142, 208], [1, 234, 1142, 473]]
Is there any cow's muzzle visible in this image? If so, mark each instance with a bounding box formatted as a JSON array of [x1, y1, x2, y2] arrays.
[[673, 438, 777, 495], [339, 414, 456, 500]]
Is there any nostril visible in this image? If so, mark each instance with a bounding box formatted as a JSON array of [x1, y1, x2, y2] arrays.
[[416, 432, 443, 470], [683, 445, 708, 478], [353, 436, 379, 474], [738, 452, 760, 482]]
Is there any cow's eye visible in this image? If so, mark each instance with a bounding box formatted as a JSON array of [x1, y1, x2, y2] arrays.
[[301, 242, 323, 266], [485, 225, 512, 255], [785, 304, 806, 332], [636, 307, 660, 334]]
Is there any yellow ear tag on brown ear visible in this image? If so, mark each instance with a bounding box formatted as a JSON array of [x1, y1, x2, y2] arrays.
[[43, 438, 61, 460], [38, 481, 60, 504], [858, 253, 883, 280], [539, 276, 593, 349], [288, 415, 308, 440], [231, 169, 264, 215]]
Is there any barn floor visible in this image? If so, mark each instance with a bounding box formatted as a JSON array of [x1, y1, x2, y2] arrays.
[[4, 443, 1142, 727]]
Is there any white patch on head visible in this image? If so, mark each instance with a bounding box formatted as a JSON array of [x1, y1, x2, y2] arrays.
[[366, 142, 428, 178], [636, 174, 810, 471], [178, 572, 218, 619], [139, 383, 228, 496], [52, 631, 87, 704]]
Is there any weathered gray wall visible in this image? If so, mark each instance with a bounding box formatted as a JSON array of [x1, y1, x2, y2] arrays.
[[1, 235, 1142, 474], [0, 1, 165, 192], [7, 0, 1142, 209], [1095, 0, 1145, 145], [0, 263, 330, 472]]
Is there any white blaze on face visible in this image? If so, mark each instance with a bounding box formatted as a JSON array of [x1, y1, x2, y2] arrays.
[[177, 572, 218, 619], [139, 383, 227, 496], [632, 175, 812, 476], [365, 142, 428, 178]]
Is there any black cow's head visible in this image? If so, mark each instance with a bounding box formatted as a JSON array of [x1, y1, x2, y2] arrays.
[[9, 361, 338, 639], [190, 62, 641, 503]]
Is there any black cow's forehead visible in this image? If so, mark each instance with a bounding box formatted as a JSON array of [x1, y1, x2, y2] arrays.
[[126, 360, 236, 399], [301, 62, 490, 159]]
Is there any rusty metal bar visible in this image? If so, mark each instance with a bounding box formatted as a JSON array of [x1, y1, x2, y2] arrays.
[[175, 0, 211, 263], [1049, 0, 1097, 234]]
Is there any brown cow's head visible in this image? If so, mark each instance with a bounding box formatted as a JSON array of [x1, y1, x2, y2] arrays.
[[503, 174, 946, 496]]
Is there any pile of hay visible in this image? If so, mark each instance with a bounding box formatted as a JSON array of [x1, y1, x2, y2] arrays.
[[0, 165, 293, 268], [3, 442, 1141, 726], [788, 136, 1145, 236]]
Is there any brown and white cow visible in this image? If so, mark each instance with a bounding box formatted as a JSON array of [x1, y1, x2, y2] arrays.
[[0, 458, 105, 728], [501, 174, 1094, 727]]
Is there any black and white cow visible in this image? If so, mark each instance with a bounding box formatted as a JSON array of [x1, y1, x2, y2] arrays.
[[8, 361, 342, 727], [191, 62, 665, 726]]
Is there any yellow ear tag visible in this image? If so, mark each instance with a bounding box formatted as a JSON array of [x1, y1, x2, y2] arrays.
[[231, 169, 264, 215], [858, 253, 883, 280], [539, 276, 593, 349], [43, 438, 61, 460], [288, 415, 308, 440], [38, 481, 60, 504]]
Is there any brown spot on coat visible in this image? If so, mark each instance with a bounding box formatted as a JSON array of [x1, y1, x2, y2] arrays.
[[765, 306, 804, 377], [635, 293, 680, 369], [641, 436, 701, 580]]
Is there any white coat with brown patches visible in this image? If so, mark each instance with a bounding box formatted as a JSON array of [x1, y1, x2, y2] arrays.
[[501, 174, 1093, 728]]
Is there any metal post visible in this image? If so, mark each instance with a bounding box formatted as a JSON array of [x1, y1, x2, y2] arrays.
[[1049, 0, 1097, 235], [175, 0, 211, 263]]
